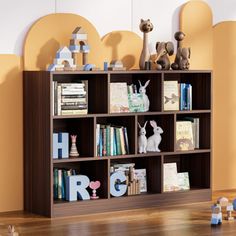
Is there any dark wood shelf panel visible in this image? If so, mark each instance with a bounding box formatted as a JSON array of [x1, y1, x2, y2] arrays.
[[24, 70, 212, 217], [52, 188, 211, 217], [53, 156, 103, 163]]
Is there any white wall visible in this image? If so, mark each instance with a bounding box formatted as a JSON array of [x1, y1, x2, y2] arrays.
[[0, 0, 235, 55]]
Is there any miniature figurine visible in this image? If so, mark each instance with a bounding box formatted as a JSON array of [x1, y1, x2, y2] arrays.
[[211, 204, 222, 226], [139, 19, 154, 70], [69, 135, 79, 157], [171, 31, 191, 70], [154, 42, 174, 70], [146, 120, 163, 152], [47, 46, 76, 71], [138, 121, 148, 154], [7, 225, 19, 236], [69, 27, 90, 67], [89, 181, 101, 200], [226, 203, 234, 221], [138, 80, 150, 112]]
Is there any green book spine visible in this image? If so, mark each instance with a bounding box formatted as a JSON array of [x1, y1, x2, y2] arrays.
[[106, 126, 111, 156], [53, 168, 58, 200], [115, 128, 122, 155]]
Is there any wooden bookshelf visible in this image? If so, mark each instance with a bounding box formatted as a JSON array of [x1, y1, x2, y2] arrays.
[[23, 70, 212, 217]]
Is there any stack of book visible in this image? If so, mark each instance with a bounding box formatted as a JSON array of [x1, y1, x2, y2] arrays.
[[110, 163, 147, 194], [53, 81, 88, 115], [96, 124, 129, 157], [53, 168, 78, 200]]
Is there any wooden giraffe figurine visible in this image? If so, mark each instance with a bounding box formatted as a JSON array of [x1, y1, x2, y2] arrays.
[[139, 19, 154, 70]]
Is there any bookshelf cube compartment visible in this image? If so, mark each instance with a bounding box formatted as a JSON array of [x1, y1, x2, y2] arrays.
[[53, 73, 108, 114], [110, 72, 162, 112], [177, 113, 211, 150], [96, 115, 135, 155], [53, 117, 94, 158], [164, 72, 211, 110], [137, 114, 174, 152], [54, 159, 108, 200], [110, 156, 162, 195], [164, 153, 210, 190]]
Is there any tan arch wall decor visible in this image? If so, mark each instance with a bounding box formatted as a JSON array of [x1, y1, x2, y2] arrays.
[[0, 55, 23, 212], [180, 0, 213, 70], [213, 22, 236, 190], [24, 14, 142, 70]]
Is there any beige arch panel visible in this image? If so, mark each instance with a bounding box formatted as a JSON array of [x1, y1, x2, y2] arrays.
[[180, 1, 213, 69], [24, 13, 142, 70], [0, 55, 23, 212], [213, 22, 236, 190]]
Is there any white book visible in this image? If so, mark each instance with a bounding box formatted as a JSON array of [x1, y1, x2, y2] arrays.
[[163, 163, 180, 192], [57, 85, 62, 115], [164, 81, 179, 111], [134, 169, 147, 193], [177, 172, 190, 190], [110, 83, 129, 113]]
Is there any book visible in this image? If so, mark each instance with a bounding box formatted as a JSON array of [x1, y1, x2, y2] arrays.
[[177, 172, 190, 190], [134, 169, 147, 193], [180, 83, 192, 111], [163, 163, 180, 192], [176, 121, 194, 151], [164, 81, 179, 111], [128, 92, 145, 112], [183, 117, 200, 149], [110, 83, 129, 113]]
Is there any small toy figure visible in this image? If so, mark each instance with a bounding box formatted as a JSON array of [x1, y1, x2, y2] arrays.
[[146, 120, 163, 152], [226, 203, 234, 221], [89, 181, 101, 200], [211, 204, 222, 226], [69, 135, 79, 158], [138, 80, 150, 112], [7, 225, 19, 236], [138, 121, 148, 154]]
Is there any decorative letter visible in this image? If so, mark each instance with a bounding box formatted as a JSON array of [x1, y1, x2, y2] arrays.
[[66, 175, 90, 201], [110, 171, 127, 197], [53, 132, 69, 159]]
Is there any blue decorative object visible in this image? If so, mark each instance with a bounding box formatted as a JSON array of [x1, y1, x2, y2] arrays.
[[66, 175, 90, 201], [104, 62, 108, 71], [53, 132, 69, 159], [84, 64, 95, 71], [110, 171, 127, 197]]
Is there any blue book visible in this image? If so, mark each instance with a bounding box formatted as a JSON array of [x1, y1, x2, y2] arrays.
[[113, 129, 117, 156], [99, 128, 103, 157]]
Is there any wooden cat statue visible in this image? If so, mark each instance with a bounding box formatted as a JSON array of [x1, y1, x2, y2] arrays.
[[139, 19, 154, 70]]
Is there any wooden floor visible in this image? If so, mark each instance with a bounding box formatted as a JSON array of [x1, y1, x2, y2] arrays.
[[1, 190, 236, 236]]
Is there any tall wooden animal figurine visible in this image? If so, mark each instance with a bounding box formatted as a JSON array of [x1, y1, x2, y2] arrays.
[[139, 19, 154, 70], [70, 135, 79, 157], [171, 31, 191, 70], [155, 42, 174, 70]]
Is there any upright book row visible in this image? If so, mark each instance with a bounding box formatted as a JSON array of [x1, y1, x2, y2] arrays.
[[96, 124, 129, 157], [164, 81, 192, 111], [53, 81, 88, 115]]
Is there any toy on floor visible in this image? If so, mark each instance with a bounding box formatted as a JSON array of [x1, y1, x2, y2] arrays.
[[7, 225, 19, 236], [211, 204, 222, 226]]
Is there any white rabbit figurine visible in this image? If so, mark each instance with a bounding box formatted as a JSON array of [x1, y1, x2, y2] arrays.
[[138, 121, 148, 153], [139, 80, 150, 112], [147, 120, 163, 152]]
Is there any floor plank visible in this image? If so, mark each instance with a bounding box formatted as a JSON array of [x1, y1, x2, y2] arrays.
[[0, 190, 236, 236]]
